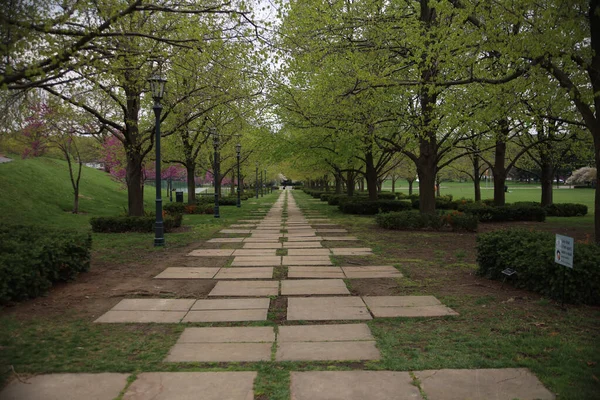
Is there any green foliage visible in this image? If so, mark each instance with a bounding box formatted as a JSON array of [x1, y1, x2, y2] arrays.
[[163, 202, 186, 215], [0, 225, 92, 303], [375, 210, 478, 232], [546, 203, 587, 217], [476, 230, 600, 305], [459, 203, 547, 222], [339, 199, 413, 215], [89, 214, 182, 233]]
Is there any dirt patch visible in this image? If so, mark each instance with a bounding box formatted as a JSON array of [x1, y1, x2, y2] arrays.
[[346, 278, 402, 296]]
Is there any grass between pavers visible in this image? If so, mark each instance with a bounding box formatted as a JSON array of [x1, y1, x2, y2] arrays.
[[1, 189, 599, 399]]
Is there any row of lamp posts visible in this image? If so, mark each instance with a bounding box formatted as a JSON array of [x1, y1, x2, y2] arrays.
[[151, 72, 251, 246]]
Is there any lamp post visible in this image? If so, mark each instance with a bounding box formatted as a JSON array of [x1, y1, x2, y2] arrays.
[[236, 143, 241, 208], [255, 162, 259, 199], [149, 74, 167, 247], [264, 169, 268, 194], [260, 169, 263, 197], [212, 128, 220, 218]]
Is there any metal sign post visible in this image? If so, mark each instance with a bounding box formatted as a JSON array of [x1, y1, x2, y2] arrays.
[[555, 234, 574, 308]]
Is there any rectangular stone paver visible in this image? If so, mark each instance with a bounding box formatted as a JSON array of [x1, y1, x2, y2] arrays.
[[414, 368, 556, 400], [363, 296, 459, 317], [187, 249, 234, 257], [232, 249, 277, 256], [282, 256, 332, 266], [287, 236, 323, 242], [209, 281, 279, 297], [287, 297, 372, 321], [288, 266, 344, 279], [287, 248, 331, 256], [154, 267, 219, 279], [183, 298, 269, 322], [290, 371, 419, 400], [342, 266, 403, 279], [281, 279, 350, 295], [276, 341, 380, 361], [231, 256, 281, 266], [94, 310, 186, 323], [243, 238, 281, 243], [214, 267, 273, 279], [219, 229, 252, 234], [112, 299, 195, 311], [122, 372, 257, 400], [0, 373, 130, 400], [207, 238, 244, 243], [166, 343, 272, 362], [243, 242, 282, 249], [177, 326, 275, 343], [283, 242, 323, 248], [322, 236, 359, 241], [330, 248, 373, 256], [278, 323, 374, 342], [191, 298, 270, 310], [316, 229, 347, 233]]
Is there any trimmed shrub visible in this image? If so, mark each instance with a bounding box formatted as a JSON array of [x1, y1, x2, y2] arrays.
[[459, 203, 546, 222], [219, 197, 238, 206], [545, 203, 588, 217], [90, 214, 182, 233], [441, 210, 479, 232], [0, 225, 92, 303], [375, 210, 478, 232], [378, 192, 397, 200], [163, 202, 186, 215], [476, 229, 600, 305], [339, 199, 413, 215]]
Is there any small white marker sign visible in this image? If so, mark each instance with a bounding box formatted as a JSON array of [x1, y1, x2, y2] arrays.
[[555, 234, 574, 268]]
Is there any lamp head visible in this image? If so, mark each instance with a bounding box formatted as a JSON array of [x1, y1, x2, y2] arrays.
[[149, 75, 167, 102], [211, 128, 219, 148], [236, 143, 241, 154]]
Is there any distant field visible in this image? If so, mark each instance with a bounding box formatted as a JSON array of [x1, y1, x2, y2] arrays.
[[382, 179, 596, 214]]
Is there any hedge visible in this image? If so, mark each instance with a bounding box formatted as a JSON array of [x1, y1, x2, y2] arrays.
[[476, 229, 600, 305], [90, 214, 183, 233], [339, 199, 413, 215], [0, 225, 92, 303], [376, 210, 478, 232], [459, 203, 546, 222]]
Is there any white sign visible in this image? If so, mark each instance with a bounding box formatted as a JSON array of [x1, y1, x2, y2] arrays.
[[555, 234, 574, 268]]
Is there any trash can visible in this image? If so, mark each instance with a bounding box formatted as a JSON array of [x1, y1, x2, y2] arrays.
[[176, 191, 184, 203]]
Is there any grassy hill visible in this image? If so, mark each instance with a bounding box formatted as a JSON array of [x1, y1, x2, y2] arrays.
[[0, 156, 156, 230]]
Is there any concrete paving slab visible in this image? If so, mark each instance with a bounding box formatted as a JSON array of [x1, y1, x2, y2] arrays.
[[182, 309, 268, 322], [342, 266, 403, 279], [219, 229, 252, 234], [230, 224, 257, 228], [363, 295, 442, 307], [214, 267, 273, 279], [414, 368, 556, 400], [285, 232, 317, 237], [207, 237, 244, 243], [290, 371, 419, 400], [122, 372, 257, 400], [287, 236, 323, 242], [187, 249, 234, 257], [287, 248, 331, 256], [322, 236, 359, 241], [281, 279, 350, 295], [288, 266, 344, 279], [231, 256, 281, 266], [316, 229, 348, 233], [287, 297, 372, 321], [282, 256, 332, 266], [243, 242, 282, 249], [330, 248, 373, 256], [209, 281, 279, 296], [232, 249, 277, 256], [369, 305, 459, 317], [276, 341, 380, 361], [94, 310, 186, 323], [154, 267, 219, 279], [250, 229, 281, 234], [283, 242, 323, 248], [165, 343, 272, 362], [191, 298, 270, 310], [112, 298, 195, 311], [0, 373, 129, 400], [243, 238, 281, 243], [177, 326, 275, 343], [278, 323, 374, 342]]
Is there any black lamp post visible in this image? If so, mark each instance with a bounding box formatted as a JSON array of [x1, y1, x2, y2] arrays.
[[255, 162, 259, 199], [212, 128, 220, 218], [149, 74, 167, 247], [260, 169, 263, 197], [236, 143, 241, 208]]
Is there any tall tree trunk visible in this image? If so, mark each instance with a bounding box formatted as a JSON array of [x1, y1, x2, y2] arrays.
[[417, 138, 438, 214], [365, 150, 379, 200], [346, 171, 355, 196], [408, 179, 414, 195], [125, 149, 144, 216], [594, 132, 600, 243], [391, 175, 396, 192], [359, 178, 364, 192], [436, 175, 441, 197], [540, 161, 554, 206], [186, 163, 196, 204], [492, 122, 509, 206], [473, 155, 481, 202], [335, 170, 342, 194]]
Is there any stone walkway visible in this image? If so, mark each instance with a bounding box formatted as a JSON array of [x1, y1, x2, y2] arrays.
[[0, 189, 556, 400]]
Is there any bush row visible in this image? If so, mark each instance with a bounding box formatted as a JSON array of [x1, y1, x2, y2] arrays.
[[339, 199, 413, 215], [375, 210, 478, 232], [458, 203, 547, 222], [476, 229, 600, 305], [0, 225, 92, 303], [90, 214, 183, 233]]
